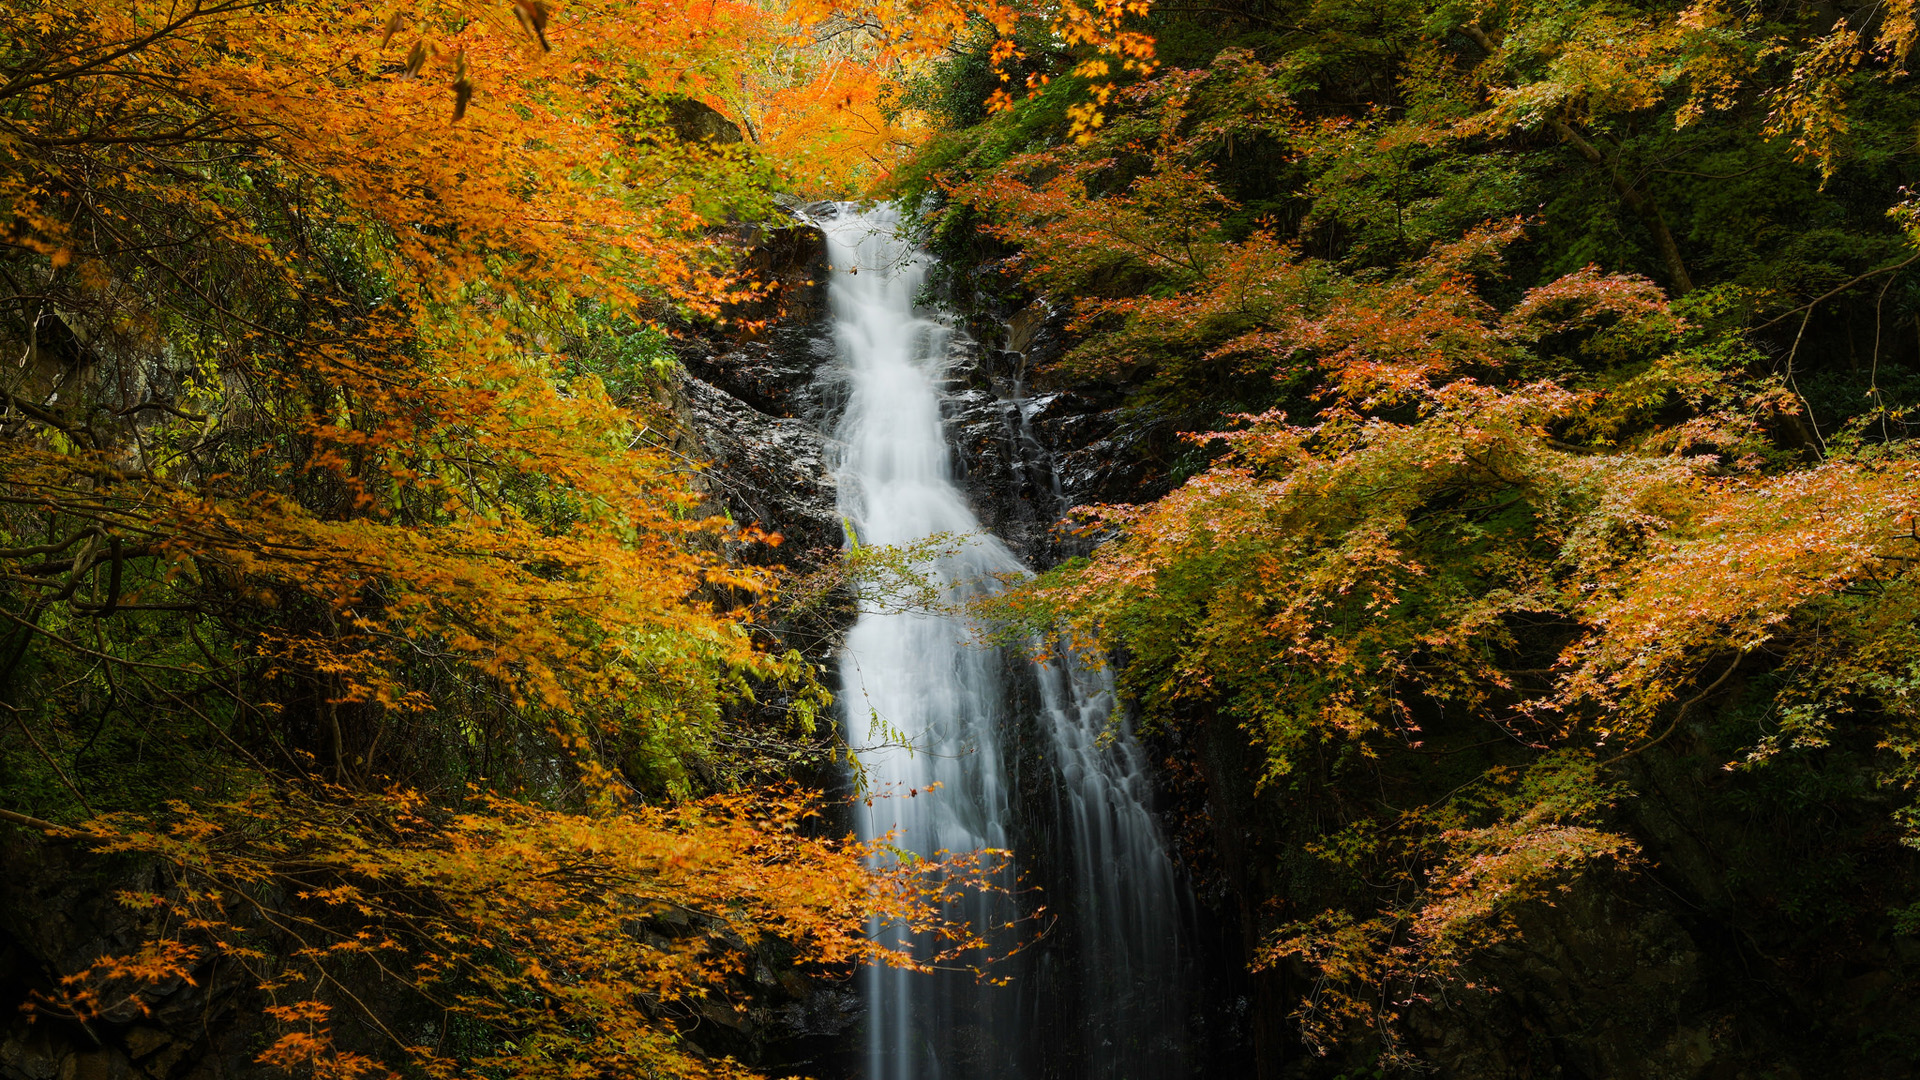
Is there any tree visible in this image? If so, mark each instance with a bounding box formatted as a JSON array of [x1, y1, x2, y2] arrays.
[[0, 0, 829, 802], [0, 2, 1120, 1073], [17, 788, 996, 1080], [932, 18, 1920, 1064]]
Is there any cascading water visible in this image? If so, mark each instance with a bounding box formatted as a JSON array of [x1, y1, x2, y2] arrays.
[[821, 203, 1192, 1080]]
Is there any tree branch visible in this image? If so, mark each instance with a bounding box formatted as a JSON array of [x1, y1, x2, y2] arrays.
[[1604, 651, 1744, 765], [1752, 248, 1920, 334], [1461, 22, 1694, 295], [0, 806, 76, 835]]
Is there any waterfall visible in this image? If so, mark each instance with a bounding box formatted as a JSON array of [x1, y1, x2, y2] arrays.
[[821, 203, 1192, 1080]]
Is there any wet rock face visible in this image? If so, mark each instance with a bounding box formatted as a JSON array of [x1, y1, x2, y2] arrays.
[[934, 320, 1101, 570], [682, 328, 838, 422], [933, 289, 1173, 571], [936, 337, 1061, 566], [676, 215, 842, 563], [684, 951, 864, 1076], [678, 374, 839, 558]]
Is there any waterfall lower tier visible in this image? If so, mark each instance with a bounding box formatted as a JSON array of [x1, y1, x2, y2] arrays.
[[821, 203, 1193, 1080]]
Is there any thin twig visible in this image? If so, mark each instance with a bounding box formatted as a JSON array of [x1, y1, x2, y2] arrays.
[[1604, 651, 1744, 765], [1872, 274, 1892, 442], [1781, 304, 1827, 458], [5, 702, 96, 815], [1752, 249, 1920, 334]]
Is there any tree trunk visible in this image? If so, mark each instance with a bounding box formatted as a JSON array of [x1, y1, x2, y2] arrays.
[[1461, 22, 1695, 296], [1547, 116, 1695, 296]]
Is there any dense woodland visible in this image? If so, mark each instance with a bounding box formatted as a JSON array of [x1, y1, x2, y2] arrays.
[[3, 0, 1920, 1076], [911, 0, 1920, 1072]]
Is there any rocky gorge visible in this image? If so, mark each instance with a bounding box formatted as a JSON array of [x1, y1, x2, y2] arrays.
[[664, 207, 1920, 1080], [6, 202, 1920, 1080]]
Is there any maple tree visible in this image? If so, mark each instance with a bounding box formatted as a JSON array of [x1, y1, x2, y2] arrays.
[[16, 787, 997, 1080], [0, 0, 1177, 1072], [0, 0, 826, 803], [919, 3, 1920, 1065]]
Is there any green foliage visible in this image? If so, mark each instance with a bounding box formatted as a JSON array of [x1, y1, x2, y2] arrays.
[[912, 0, 1920, 1063], [560, 308, 679, 403]]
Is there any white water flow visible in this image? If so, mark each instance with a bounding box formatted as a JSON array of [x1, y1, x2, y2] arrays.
[[824, 204, 1191, 1080]]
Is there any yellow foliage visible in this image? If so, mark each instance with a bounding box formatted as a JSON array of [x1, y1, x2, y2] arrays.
[[30, 788, 996, 1080]]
